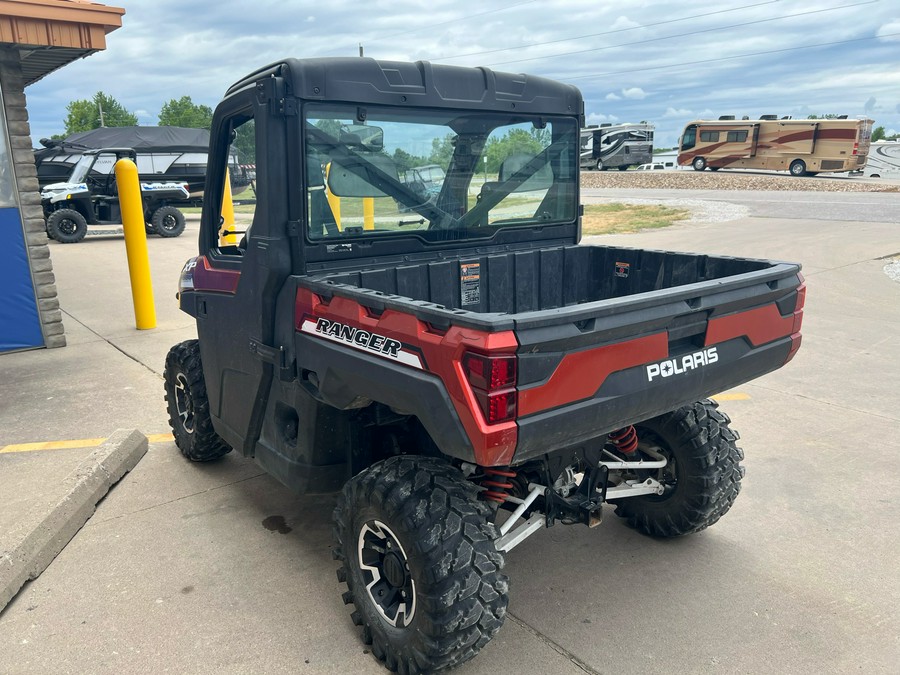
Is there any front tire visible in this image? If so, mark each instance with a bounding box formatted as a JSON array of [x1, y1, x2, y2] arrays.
[[46, 209, 87, 244], [614, 399, 744, 537], [164, 340, 231, 461], [334, 456, 508, 674], [790, 159, 808, 177], [151, 205, 186, 238], [692, 157, 707, 171]]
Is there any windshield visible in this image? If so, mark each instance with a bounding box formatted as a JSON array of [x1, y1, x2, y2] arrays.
[[68, 154, 95, 184], [304, 105, 578, 242]]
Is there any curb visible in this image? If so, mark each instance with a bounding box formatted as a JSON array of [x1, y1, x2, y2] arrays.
[[0, 429, 148, 612]]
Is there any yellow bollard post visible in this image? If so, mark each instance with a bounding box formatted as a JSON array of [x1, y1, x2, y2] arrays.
[[115, 158, 157, 330], [324, 162, 341, 231], [363, 197, 375, 230], [220, 168, 237, 246]]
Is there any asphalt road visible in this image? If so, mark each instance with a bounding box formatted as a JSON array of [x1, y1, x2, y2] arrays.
[[1, 192, 898, 674]]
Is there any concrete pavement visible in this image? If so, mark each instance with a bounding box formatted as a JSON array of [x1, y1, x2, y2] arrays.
[[1, 201, 899, 673]]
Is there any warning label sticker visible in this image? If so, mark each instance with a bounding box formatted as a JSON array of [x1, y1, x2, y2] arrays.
[[460, 262, 481, 305]]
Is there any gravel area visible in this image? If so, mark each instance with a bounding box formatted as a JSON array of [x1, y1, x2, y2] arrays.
[[581, 169, 900, 192], [885, 260, 900, 283]]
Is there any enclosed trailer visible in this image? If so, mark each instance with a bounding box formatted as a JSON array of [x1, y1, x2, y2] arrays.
[[860, 140, 900, 178]]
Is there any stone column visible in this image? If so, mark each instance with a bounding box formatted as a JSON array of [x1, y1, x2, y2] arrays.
[[0, 46, 65, 347]]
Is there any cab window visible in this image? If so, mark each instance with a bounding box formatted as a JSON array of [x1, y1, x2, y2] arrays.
[[215, 116, 256, 254]]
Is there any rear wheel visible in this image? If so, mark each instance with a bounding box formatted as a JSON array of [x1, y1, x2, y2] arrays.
[[334, 456, 508, 674], [164, 340, 231, 461], [46, 209, 87, 244], [151, 205, 186, 238], [692, 157, 707, 171], [596, 159, 605, 171], [614, 399, 744, 537], [789, 159, 808, 177]]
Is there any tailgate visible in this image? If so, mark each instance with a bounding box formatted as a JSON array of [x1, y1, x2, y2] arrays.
[[512, 262, 804, 462]]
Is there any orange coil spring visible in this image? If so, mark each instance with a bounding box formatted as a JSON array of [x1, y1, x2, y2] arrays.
[[609, 425, 639, 455], [479, 467, 517, 503]]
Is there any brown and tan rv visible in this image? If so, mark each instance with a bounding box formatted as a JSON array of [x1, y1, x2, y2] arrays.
[[677, 115, 873, 176]]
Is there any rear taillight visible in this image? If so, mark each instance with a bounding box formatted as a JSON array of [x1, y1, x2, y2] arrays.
[[462, 352, 517, 424], [786, 276, 806, 363], [853, 142, 859, 155]]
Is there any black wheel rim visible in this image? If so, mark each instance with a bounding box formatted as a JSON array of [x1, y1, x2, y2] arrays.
[[357, 520, 416, 627], [58, 218, 77, 235], [174, 372, 194, 433], [161, 214, 177, 232]]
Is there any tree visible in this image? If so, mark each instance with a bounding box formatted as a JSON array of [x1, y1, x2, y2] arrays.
[[871, 126, 885, 142], [483, 128, 545, 173], [64, 92, 137, 135], [233, 119, 256, 165], [158, 96, 213, 129], [391, 148, 428, 173], [428, 134, 456, 167]]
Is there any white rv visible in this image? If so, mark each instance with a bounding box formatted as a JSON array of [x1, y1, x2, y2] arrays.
[[860, 141, 900, 178]]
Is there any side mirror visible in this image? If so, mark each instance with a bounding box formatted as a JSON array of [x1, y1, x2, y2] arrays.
[[499, 152, 553, 192], [340, 124, 384, 151], [327, 154, 399, 198]]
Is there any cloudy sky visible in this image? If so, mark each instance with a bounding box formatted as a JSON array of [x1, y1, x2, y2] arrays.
[[24, 0, 900, 148]]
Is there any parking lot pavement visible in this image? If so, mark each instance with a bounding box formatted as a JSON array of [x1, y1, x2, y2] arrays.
[[1, 207, 899, 673], [0, 441, 588, 675]]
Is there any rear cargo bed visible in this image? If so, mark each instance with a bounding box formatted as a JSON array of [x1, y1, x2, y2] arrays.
[[299, 244, 803, 463], [308, 244, 797, 328]]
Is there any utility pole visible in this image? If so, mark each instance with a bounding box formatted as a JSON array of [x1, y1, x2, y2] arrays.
[[98, 100, 106, 127], [359, 43, 364, 57]]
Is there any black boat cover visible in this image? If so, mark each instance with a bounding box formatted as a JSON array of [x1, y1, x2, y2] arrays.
[[46, 126, 210, 153]]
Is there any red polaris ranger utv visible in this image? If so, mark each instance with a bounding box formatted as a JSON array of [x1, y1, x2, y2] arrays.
[[164, 57, 805, 674]]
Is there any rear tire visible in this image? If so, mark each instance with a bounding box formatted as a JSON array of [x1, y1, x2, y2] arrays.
[[692, 157, 707, 171], [164, 340, 231, 462], [789, 159, 808, 177], [613, 399, 744, 537], [151, 205, 186, 238], [46, 209, 87, 244], [334, 456, 508, 674]]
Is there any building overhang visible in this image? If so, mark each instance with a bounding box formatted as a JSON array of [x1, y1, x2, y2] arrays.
[[0, 0, 124, 85]]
